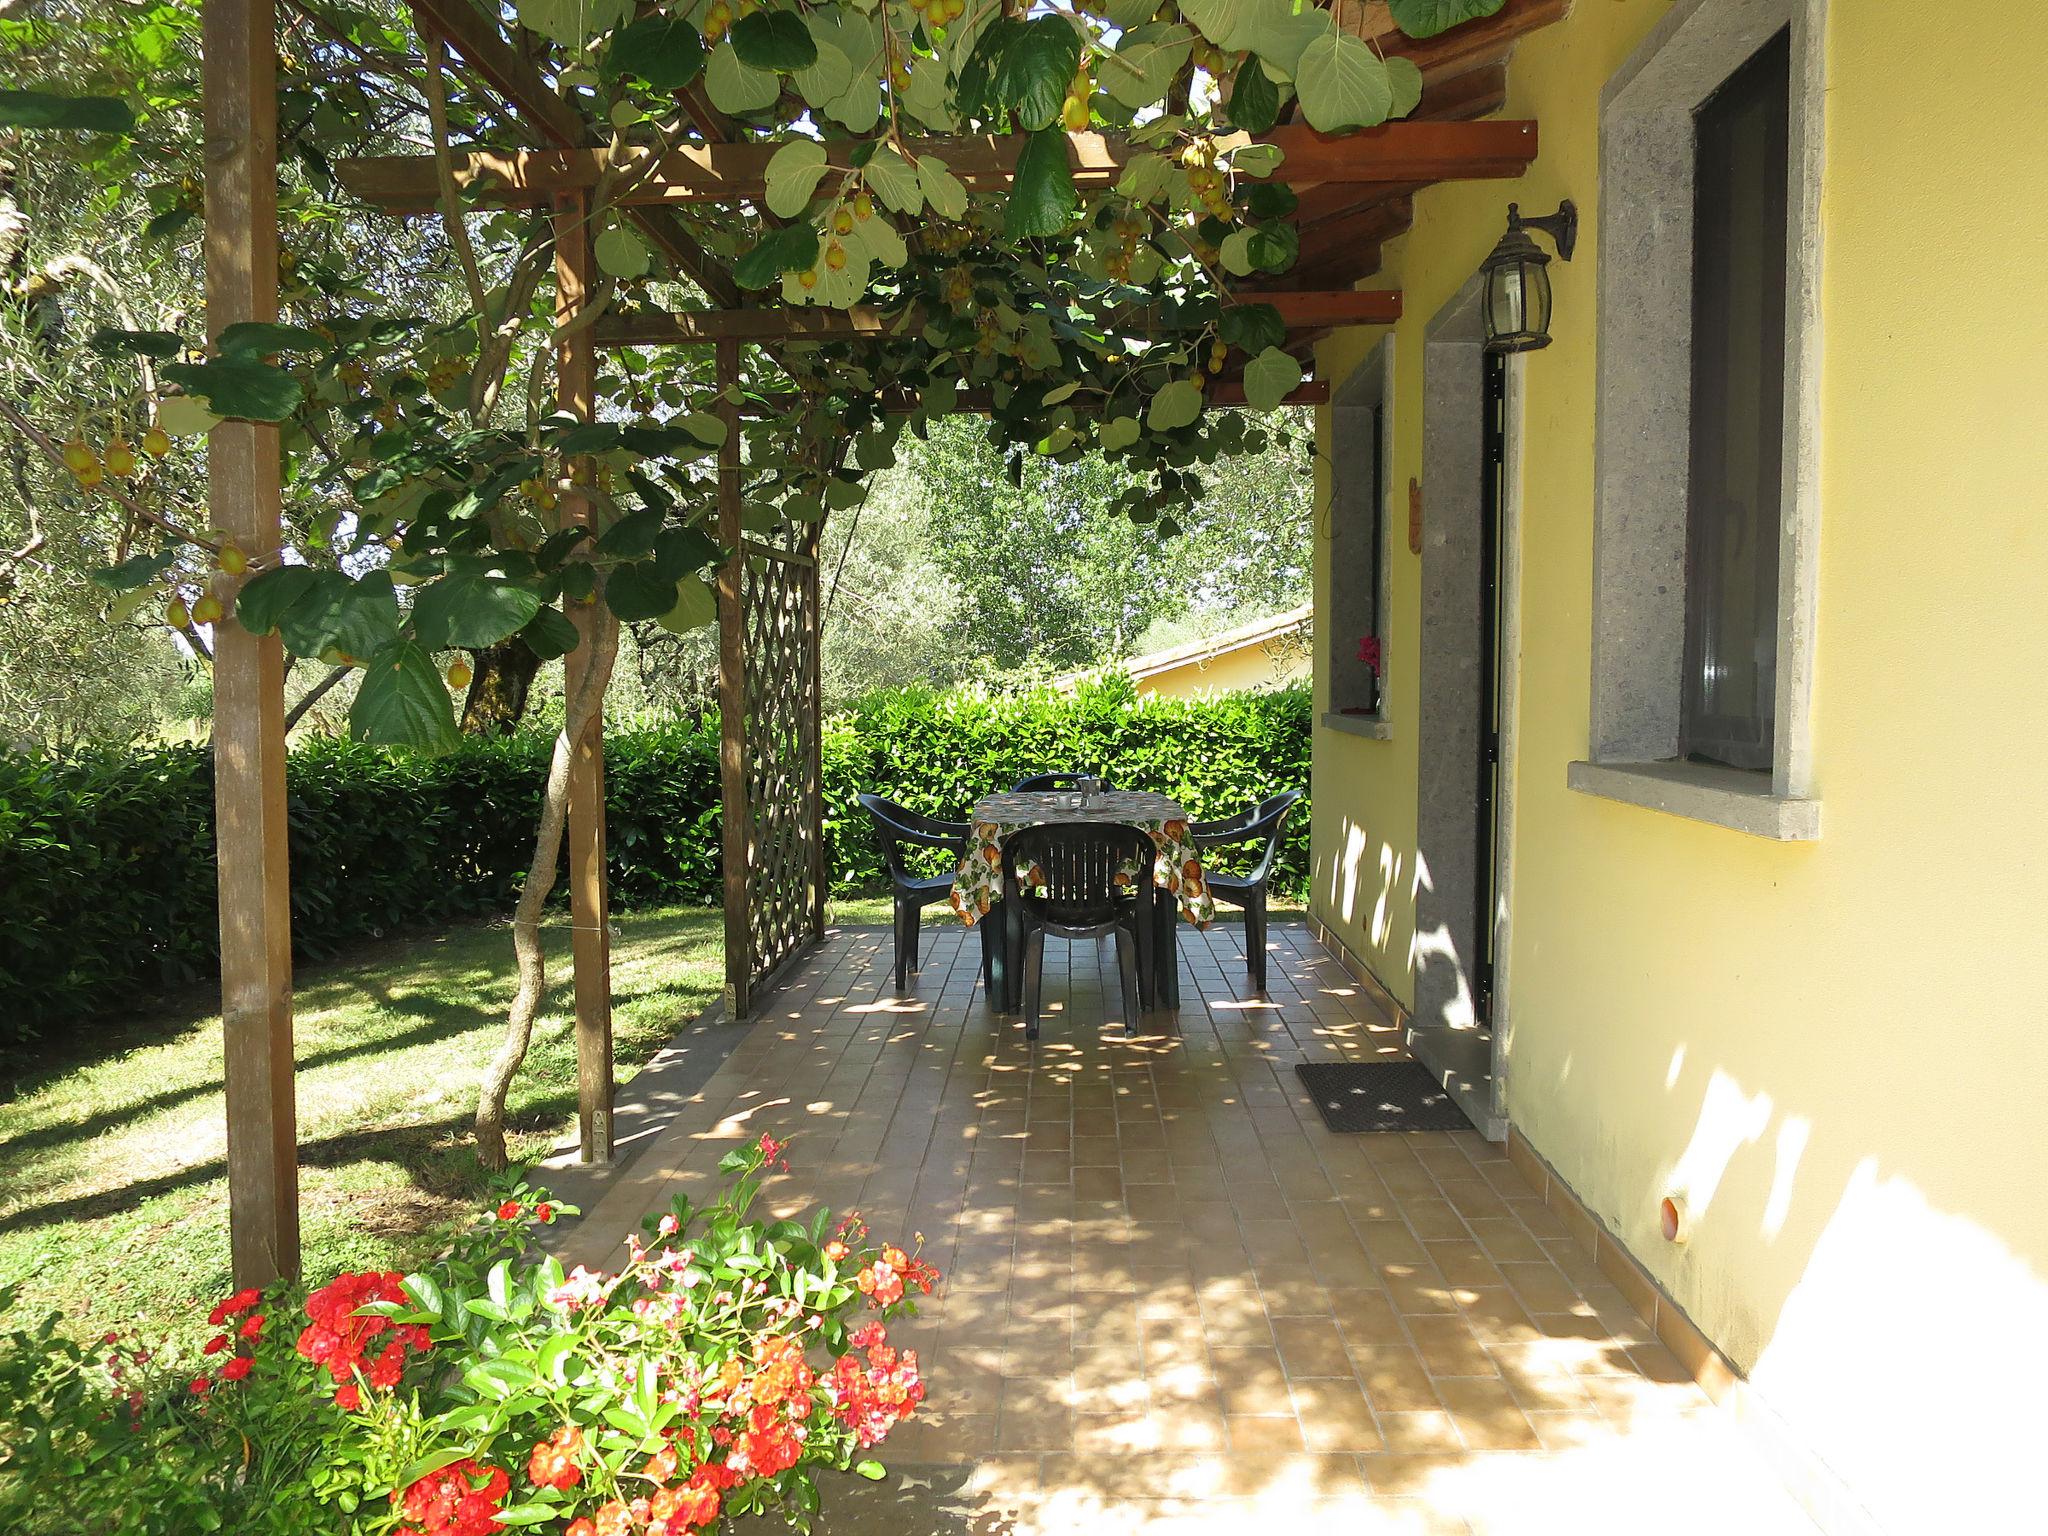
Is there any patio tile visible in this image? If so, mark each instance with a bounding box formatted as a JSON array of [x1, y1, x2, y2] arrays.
[[557, 922, 1817, 1535]]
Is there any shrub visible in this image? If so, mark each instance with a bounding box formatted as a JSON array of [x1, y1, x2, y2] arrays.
[[0, 1139, 935, 1535], [0, 679, 1307, 1040]]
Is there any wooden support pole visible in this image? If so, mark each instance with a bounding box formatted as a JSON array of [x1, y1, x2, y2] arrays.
[[803, 520, 826, 943], [716, 339, 751, 1019], [554, 190, 614, 1164], [206, 0, 298, 1288]]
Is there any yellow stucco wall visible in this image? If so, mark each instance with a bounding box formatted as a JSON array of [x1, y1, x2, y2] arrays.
[[1136, 638, 1308, 699], [1309, 2, 2048, 1528]]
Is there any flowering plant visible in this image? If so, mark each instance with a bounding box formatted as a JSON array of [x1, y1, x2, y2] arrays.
[[0, 1136, 936, 1535], [1356, 636, 1383, 675]]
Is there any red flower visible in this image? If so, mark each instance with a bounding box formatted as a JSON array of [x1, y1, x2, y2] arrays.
[[535, 1202, 554, 1223], [566, 1523, 596, 1536], [188, 1375, 213, 1397], [823, 1239, 849, 1262], [527, 1424, 586, 1491], [734, 1418, 802, 1478], [239, 1313, 267, 1339], [1358, 635, 1383, 673], [219, 1356, 253, 1382], [295, 1271, 430, 1407], [496, 1200, 521, 1221], [395, 1458, 508, 1536], [202, 1334, 231, 1356], [856, 1262, 904, 1307], [206, 1288, 262, 1327]]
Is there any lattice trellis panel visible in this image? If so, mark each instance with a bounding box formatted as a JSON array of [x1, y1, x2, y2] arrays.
[[738, 539, 823, 998]]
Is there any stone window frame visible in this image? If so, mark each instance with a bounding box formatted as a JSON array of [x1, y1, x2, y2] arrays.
[[1321, 336, 1395, 742], [1570, 0, 1826, 841]]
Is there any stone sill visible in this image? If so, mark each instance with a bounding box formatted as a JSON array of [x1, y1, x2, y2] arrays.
[[1320, 711, 1392, 741], [1567, 759, 1821, 841]]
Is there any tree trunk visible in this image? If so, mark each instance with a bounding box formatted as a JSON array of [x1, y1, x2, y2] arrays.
[[473, 608, 618, 1170], [460, 636, 542, 735]]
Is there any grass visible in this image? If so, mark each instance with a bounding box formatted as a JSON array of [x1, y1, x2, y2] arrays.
[[0, 905, 728, 1355], [0, 888, 1273, 1357]]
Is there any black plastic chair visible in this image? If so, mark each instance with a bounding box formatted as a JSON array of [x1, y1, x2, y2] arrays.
[[1011, 771, 1117, 793], [1190, 788, 1304, 994], [857, 792, 970, 991], [1001, 822, 1154, 1040]]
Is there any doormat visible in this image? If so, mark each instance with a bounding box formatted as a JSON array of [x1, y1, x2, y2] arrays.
[[1293, 1061, 1473, 1133]]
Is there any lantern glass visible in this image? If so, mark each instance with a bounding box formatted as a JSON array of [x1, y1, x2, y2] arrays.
[[1484, 252, 1553, 353]]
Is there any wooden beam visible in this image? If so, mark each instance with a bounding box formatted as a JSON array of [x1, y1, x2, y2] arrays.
[[730, 378, 1331, 415], [715, 338, 750, 1021], [206, 0, 299, 1289], [335, 120, 1540, 211], [554, 190, 615, 1165], [594, 290, 1392, 348], [1236, 289, 1401, 327], [406, 0, 739, 307], [598, 307, 891, 345]]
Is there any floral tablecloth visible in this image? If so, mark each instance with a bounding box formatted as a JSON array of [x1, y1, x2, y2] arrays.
[[947, 789, 1215, 928]]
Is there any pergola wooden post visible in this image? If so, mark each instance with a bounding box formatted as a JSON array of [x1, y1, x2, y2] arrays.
[[554, 189, 615, 1164], [714, 338, 751, 1018], [205, 0, 299, 1285]]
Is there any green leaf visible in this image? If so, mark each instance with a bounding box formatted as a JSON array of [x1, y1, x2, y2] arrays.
[[679, 413, 729, 449], [795, 36, 853, 109], [1295, 30, 1394, 133], [653, 525, 720, 581], [90, 545, 178, 593], [411, 574, 545, 651], [1219, 302, 1285, 353], [657, 573, 719, 633], [87, 327, 183, 360], [216, 321, 328, 355], [1099, 416, 1141, 451], [1229, 55, 1280, 133], [1102, 24, 1193, 112], [855, 1461, 886, 1480], [520, 606, 580, 660], [278, 569, 400, 661], [1389, 0, 1507, 40], [0, 90, 133, 133], [1245, 220, 1299, 274], [705, 41, 781, 113], [1004, 129, 1075, 240], [514, 0, 631, 48], [350, 641, 458, 752], [161, 357, 302, 423], [157, 395, 221, 438], [605, 15, 706, 89], [991, 15, 1083, 132], [1241, 345, 1304, 411], [764, 139, 830, 219], [1147, 378, 1204, 432], [594, 225, 652, 279], [730, 11, 817, 72], [1386, 55, 1424, 118], [605, 561, 680, 622], [862, 147, 922, 216], [1219, 227, 1258, 278], [1116, 151, 1170, 205], [734, 221, 820, 289], [597, 507, 664, 560], [1227, 142, 1285, 179], [230, 564, 321, 631], [917, 156, 969, 221]]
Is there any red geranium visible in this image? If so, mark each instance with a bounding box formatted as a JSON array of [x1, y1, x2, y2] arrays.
[[394, 1458, 508, 1536], [295, 1270, 431, 1407]]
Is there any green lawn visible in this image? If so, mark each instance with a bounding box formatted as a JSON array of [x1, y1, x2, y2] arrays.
[[0, 905, 734, 1355]]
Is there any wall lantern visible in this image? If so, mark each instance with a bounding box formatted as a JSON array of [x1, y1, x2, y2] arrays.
[[1481, 200, 1578, 353]]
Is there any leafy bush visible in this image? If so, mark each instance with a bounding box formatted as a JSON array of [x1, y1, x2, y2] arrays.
[[0, 678, 1307, 1040], [0, 1141, 936, 1534]]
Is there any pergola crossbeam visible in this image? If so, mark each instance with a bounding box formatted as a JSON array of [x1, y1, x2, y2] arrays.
[[335, 120, 1539, 211], [591, 288, 1397, 347], [405, 0, 740, 307]]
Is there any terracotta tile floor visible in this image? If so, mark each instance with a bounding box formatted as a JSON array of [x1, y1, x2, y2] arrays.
[[558, 921, 1814, 1535]]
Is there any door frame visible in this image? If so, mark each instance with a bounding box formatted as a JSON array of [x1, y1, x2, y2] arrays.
[[1412, 270, 1522, 1138]]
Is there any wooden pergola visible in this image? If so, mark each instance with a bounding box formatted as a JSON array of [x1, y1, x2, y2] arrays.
[[203, 0, 1562, 1286]]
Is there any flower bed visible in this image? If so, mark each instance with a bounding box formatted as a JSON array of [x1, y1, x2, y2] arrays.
[[0, 1136, 936, 1535]]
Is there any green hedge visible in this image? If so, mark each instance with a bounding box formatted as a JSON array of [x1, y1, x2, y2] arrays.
[[0, 679, 1307, 1040]]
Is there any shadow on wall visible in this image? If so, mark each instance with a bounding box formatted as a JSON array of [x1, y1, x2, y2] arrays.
[[1315, 812, 1411, 984], [1534, 1043, 2048, 1533]]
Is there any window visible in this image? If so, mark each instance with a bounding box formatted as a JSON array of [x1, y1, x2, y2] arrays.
[[1575, 0, 1822, 839], [1326, 341, 1392, 725], [1682, 31, 1789, 771]]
